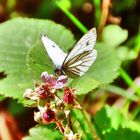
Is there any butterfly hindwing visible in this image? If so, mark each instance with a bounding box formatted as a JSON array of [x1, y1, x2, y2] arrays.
[[62, 28, 97, 78]]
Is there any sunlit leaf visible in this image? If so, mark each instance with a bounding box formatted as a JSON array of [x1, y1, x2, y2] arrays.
[[72, 110, 94, 140], [22, 125, 63, 140], [93, 105, 140, 140], [102, 25, 128, 47], [0, 18, 75, 105]]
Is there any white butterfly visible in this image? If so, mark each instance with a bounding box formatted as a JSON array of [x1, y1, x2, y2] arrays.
[[41, 28, 97, 78]]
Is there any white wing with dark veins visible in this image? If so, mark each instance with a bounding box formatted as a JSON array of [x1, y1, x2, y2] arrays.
[[62, 28, 97, 78]]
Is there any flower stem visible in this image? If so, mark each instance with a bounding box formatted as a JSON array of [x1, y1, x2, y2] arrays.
[[68, 113, 73, 131], [81, 110, 100, 140], [98, 0, 110, 40], [56, 120, 65, 134], [56, 1, 88, 33]]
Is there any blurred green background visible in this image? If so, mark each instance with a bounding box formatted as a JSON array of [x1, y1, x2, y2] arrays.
[[0, 0, 139, 139]]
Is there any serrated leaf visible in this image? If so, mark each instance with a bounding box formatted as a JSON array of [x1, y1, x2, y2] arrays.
[[102, 25, 128, 47], [72, 110, 94, 140], [93, 105, 140, 140], [94, 105, 125, 132], [22, 125, 63, 140], [0, 18, 75, 105], [102, 127, 140, 140]]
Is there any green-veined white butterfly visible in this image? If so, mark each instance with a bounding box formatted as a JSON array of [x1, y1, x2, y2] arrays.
[[41, 28, 97, 78]]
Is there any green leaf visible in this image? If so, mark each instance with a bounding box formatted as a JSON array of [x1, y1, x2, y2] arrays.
[[22, 125, 63, 140], [0, 95, 5, 101], [93, 105, 140, 140], [72, 110, 94, 140], [8, 99, 27, 116], [102, 25, 128, 47], [101, 85, 138, 101], [0, 18, 75, 105], [102, 127, 140, 140], [117, 46, 137, 61], [94, 105, 125, 133], [26, 40, 54, 80]]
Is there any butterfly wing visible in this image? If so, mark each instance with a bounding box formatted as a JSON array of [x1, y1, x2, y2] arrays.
[[62, 28, 97, 78], [41, 34, 67, 69]]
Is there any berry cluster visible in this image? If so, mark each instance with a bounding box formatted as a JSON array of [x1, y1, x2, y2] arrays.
[[24, 72, 81, 140]]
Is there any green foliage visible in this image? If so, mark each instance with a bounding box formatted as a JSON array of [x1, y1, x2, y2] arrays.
[[0, 95, 5, 101], [0, 1, 139, 140], [72, 110, 94, 140], [92, 0, 102, 26], [113, 0, 136, 13], [58, 0, 71, 10], [0, 17, 121, 104], [35, 0, 57, 18], [56, 0, 88, 33], [101, 85, 138, 101], [0, 18, 75, 105], [102, 25, 128, 48], [8, 99, 27, 116], [93, 105, 140, 140], [22, 125, 63, 140], [117, 46, 137, 61]]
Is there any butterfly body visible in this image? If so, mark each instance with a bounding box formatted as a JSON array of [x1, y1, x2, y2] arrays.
[[41, 28, 97, 78]]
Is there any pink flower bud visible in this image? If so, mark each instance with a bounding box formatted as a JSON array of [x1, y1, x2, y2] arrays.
[[37, 83, 55, 99], [43, 109, 55, 123], [41, 72, 56, 86], [41, 72, 68, 89], [54, 75, 68, 89], [63, 88, 74, 104]]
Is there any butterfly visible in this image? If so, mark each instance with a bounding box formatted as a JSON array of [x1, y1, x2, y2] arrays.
[[41, 28, 97, 78]]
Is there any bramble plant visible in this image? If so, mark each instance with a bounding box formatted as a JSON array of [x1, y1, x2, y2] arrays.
[[24, 72, 81, 139], [0, 0, 140, 140]]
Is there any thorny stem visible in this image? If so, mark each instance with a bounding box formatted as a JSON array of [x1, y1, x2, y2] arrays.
[[68, 113, 73, 131], [46, 100, 50, 108], [81, 110, 100, 140], [56, 120, 65, 134]]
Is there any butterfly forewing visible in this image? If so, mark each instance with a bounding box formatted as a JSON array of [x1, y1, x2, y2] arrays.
[[41, 34, 67, 69], [62, 28, 97, 78]]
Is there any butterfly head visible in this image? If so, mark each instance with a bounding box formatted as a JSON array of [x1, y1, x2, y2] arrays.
[[40, 32, 46, 39], [55, 67, 65, 77]]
